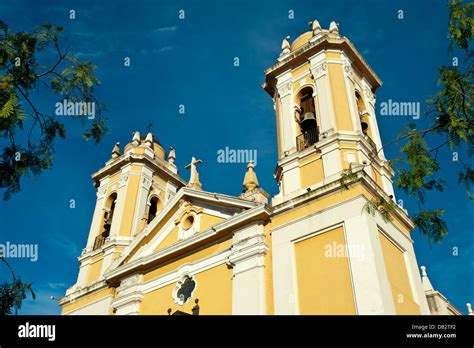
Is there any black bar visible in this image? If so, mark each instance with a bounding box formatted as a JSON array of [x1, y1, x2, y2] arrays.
[[0, 315, 472, 347]]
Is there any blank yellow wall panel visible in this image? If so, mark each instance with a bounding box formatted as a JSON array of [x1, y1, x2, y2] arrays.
[[300, 156, 324, 188], [378, 232, 420, 314], [294, 226, 356, 314]]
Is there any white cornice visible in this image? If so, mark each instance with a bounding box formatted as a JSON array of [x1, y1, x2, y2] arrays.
[[271, 168, 414, 231]]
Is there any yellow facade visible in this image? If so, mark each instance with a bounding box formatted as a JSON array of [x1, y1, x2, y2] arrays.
[[299, 153, 325, 188], [61, 20, 427, 316], [86, 255, 104, 284], [295, 226, 356, 314], [379, 232, 420, 314]]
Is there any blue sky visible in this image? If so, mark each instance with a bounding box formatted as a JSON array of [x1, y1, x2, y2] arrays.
[[0, 0, 472, 315]]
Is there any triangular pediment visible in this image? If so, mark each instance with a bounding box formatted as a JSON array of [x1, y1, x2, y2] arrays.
[[106, 188, 259, 273]]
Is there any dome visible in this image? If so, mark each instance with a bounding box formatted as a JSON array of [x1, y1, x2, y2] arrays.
[[123, 133, 167, 160], [290, 31, 313, 52]]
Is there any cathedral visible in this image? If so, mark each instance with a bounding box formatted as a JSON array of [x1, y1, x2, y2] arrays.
[[60, 20, 464, 315]]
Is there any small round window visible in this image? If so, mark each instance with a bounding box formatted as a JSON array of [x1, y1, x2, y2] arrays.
[[182, 215, 194, 230]]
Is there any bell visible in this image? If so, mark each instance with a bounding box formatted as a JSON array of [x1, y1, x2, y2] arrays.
[[360, 113, 369, 133], [361, 121, 369, 132], [300, 112, 316, 131], [103, 217, 112, 231]]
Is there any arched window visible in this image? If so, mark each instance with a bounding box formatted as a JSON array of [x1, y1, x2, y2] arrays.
[[298, 87, 316, 120], [355, 91, 369, 134], [147, 196, 162, 224], [295, 87, 318, 151], [93, 193, 117, 250], [103, 193, 117, 234]]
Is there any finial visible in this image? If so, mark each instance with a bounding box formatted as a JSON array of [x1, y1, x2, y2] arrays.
[[329, 21, 339, 34], [243, 161, 259, 192], [310, 20, 322, 35], [420, 266, 434, 292], [185, 157, 203, 190], [467, 303, 473, 315], [145, 132, 153, 148], [280, 35, 291, 56], [192, 298, 200, 316], [168, 146, 176, 164], [132, 131, 141, 146], [111, 142, 120, 159]]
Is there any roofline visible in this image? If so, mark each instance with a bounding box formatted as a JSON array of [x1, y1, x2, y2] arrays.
[[91, 152, 187, 187], [263, 35, 382, 96], [102, 186, 263, 274]]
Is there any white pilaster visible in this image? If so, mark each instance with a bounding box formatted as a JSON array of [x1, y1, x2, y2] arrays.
[[345, 212, 396, 314], [275, 70, 296, 156], [85, 181, 108, 250], [112, 273, 143, 315], [309, 53, 336, 134], [320, 140, 342, 177], [229, 222, 268, 315], [280, 158, 301, 197]]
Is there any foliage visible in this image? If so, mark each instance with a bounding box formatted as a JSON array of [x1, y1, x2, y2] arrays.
[[339, 168, 358, 191], [0, 258, 35, 315], [363, 197, 398, 223], [340, 0, 473, 244], [0, 20, 107, 199], [447, 0, 474, 51], [393, 0, 473, 243], [412, 210, 449, 245]]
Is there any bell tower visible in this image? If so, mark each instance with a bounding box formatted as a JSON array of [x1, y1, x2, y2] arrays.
[[70, 131, 186, 292], [264, 20, 395, 204], [264, 21, 431, 315]]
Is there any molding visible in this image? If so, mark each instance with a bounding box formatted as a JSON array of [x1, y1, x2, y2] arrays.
[[141, 248, 230, 294]]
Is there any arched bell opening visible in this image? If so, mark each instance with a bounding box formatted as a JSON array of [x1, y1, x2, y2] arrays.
[[147, 196, 162, 224], [355, 91, 369, 135], [295, 86, 319, 151], [94, 192, 117, 250]]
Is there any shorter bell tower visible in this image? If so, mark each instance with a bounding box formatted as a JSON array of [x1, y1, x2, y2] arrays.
[[70, 131, 186, 291]]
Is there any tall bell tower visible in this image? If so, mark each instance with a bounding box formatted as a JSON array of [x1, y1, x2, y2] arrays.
[[264, 21, 431, 315], [264, 20, 395, 205]]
